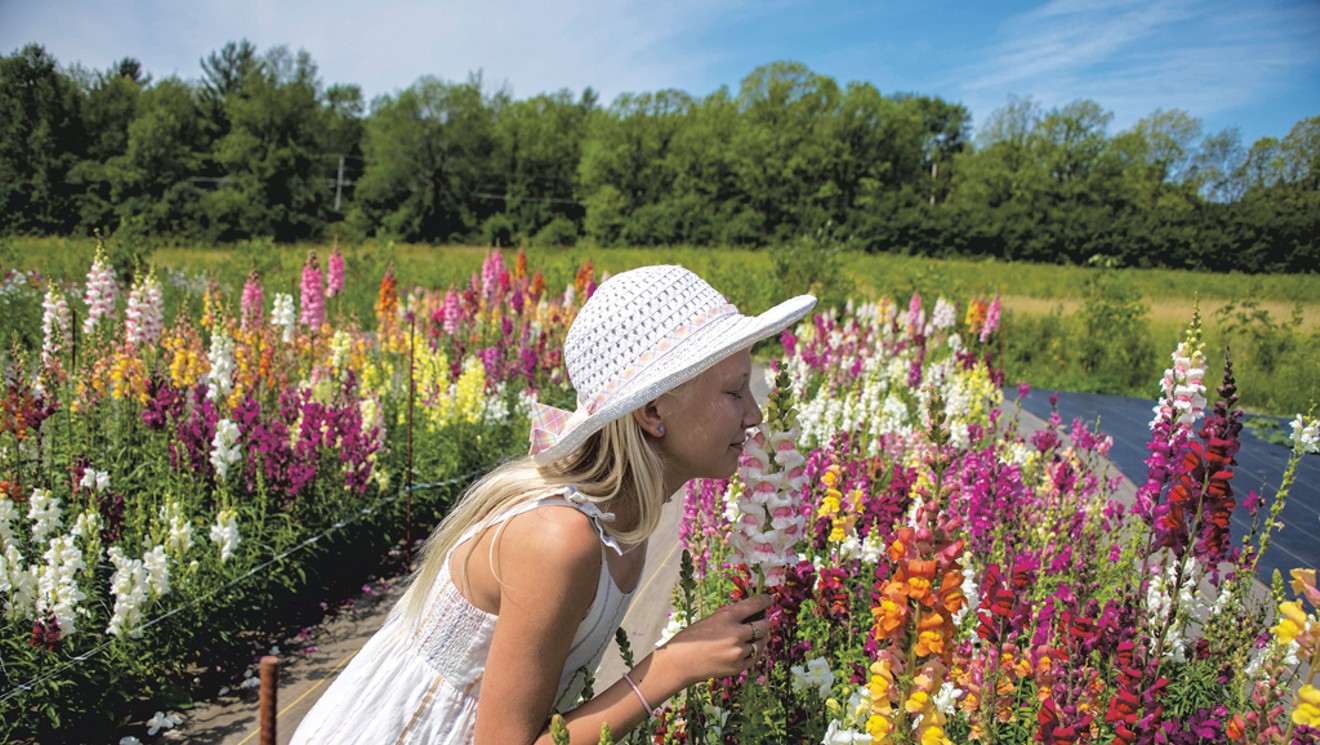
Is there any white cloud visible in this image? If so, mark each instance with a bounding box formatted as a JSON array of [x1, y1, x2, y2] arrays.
[[950, 0, 1320, 135], [0, 0, 743, 105]]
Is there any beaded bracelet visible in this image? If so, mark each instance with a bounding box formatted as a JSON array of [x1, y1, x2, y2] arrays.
[[622, 672, 655, 716]]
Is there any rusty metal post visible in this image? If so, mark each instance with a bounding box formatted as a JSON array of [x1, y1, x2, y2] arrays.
[[259, 655, 279, 745]]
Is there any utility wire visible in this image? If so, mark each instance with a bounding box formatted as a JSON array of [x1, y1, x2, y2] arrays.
[[0, 466, 489, 707]]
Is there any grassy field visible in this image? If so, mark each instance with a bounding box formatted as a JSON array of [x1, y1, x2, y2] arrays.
[[3, 236, 1317, 416]]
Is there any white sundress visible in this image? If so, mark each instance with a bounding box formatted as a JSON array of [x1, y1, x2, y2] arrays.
[[289, 487, 639, 744]]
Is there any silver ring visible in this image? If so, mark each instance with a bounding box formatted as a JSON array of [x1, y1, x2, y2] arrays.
[[749, 622, 761, 641]]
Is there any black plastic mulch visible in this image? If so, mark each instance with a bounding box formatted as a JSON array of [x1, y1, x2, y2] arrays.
[[1010, 389, 1319, 585]]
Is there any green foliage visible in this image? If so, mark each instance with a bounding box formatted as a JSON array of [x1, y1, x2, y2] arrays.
[[4, 43, 1315, 272], [1075, 257, 1154, 391]]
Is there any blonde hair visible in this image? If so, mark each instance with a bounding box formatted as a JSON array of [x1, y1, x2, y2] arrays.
[[399, 412, 668, 622]]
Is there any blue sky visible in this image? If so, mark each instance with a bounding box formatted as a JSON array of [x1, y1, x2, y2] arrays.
[[2, 0, 1317, 147]]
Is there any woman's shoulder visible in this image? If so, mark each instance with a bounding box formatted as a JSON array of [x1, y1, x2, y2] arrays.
[[498, 500, 602, 573]]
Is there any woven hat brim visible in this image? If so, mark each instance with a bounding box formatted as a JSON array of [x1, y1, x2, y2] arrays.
[[532, 293, 817, 465]]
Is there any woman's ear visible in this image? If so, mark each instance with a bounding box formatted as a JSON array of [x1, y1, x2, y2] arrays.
[[632, 400, 665, 438]]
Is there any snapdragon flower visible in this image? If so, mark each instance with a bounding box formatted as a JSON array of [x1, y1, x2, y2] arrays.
[[1151, 324, 1207, 430], [240, 270, 263, 332], [930, 297, 956, 332], [124, 270, 164, 346], [790, 656, 836, 699], [1292, 414, 1319, 454], [732, 372, 808, 589], [206, 331, 235, 402], [36, 534, 86, 637], [481, 250, 504, 305], [300, 251, 325, 329], [210, 510, 241, 563], [83, 247, 117, 334], [272, 292, 296, 343], [107, 547, 151, 638], [78, 468, 110, 493], [980, 294, 1001, 343], [327, 247, 345, 298], [27, 488, 62, 546], [210, 418, 241, 480], [41, 285, 71, 369], [160, 500, 193, 558]]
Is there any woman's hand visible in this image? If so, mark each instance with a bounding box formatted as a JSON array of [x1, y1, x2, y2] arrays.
[[656, 594, 774, 687]]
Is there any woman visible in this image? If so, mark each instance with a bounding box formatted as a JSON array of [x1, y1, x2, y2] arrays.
[[290, 264, 816, 744]]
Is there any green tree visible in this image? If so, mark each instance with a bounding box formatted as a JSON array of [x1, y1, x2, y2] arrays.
[[354, 74, 499, 241], [103, 78, 208, 238], [729, 62, 843, 240], [204, 46, 331, 241], [69, 58, 149, 232], [0, 44, 85, 234], [578, 89, 693, 245], [492, 88, 592, 241]]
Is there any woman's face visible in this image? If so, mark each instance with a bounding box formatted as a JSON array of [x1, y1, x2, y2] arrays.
[[654, 348, 763, 489]]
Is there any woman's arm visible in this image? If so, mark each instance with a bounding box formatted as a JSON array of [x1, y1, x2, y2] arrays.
[[470, 508, 773, 745]]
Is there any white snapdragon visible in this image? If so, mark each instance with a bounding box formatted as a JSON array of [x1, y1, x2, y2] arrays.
[[79, 468, 110, 493], [160, 500, 193, 558], [27, 488, 62, 546], [0, 495, 17, 548], [790, 656, 835, 699], [143, 545, 170, 597], [930, 297, 956, 332], [210, 418, 242, 480], [106, 547, 151, 638], [821, 686, 875, 744], [206, 331, 235, 402], [36, 534, 86, 637], [1292, 414, 1319, 454], [210, 509, 241, 563], [125, 271, 164, 346], [3, 544, 37, 620], [41, 285, 71, 368], [732, 424, 807, 588], [146, 711, 181, 736], [328, 329, 353, 378], [272, 292, 297, 343], [1151, 337, 1207, 429]]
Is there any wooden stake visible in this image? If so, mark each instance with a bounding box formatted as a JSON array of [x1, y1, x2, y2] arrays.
[[259, 655, 279, 745]]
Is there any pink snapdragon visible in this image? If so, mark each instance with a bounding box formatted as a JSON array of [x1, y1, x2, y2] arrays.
[[326, 247, 346, 298], [240, 270, 263, 332], [124, 270, 164, 346], [981, 294, 1001, 343], [481, 250, 505, 305], [82, 247, 117, 334], [442, 289, 462, 337], [299, 251, 325, 330], [732, 374, 808, 589]]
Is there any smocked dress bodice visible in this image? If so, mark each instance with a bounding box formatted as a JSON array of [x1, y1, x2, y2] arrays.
[[289, 488, 638, 744]]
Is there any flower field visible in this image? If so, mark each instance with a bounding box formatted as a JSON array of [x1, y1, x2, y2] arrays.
[[0, 245, 583, 740], [637, 297, 1320, 743], [2, 244, 1318, 744]]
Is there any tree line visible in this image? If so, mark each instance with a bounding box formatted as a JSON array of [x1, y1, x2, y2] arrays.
[[2, 40, 1316, 272]]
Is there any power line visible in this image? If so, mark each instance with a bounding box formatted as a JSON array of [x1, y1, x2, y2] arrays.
[[0, 467, 489, 708]]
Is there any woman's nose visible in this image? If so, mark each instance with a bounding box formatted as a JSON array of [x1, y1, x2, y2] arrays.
[[744, 395, 764, 429]]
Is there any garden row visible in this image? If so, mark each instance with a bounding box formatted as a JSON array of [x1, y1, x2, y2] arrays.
[[0, 246, 582, 740], [624, 295, 1320, 743]]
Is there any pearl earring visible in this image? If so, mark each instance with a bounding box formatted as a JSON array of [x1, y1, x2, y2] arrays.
[[657, 424, 665, 435]]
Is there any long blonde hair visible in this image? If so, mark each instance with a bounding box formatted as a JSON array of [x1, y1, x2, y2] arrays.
[[398, 413, 668, 622]]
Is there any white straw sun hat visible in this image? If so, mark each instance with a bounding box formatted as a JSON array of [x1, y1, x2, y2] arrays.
[[529, 265, 816, 464]]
